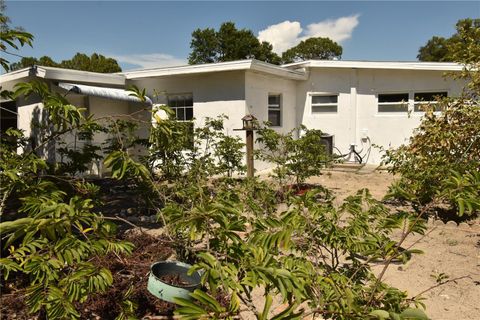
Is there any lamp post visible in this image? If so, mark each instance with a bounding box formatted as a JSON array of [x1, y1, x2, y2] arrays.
[[240, 114, 257, 178]]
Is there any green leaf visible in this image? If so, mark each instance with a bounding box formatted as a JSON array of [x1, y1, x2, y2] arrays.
[[259, 294, 273, 320], [369, 310, 390, 319], [400, 308, 429, 320], [190, 289, 224, 313]]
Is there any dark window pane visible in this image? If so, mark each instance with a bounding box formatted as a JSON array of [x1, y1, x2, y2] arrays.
[[414, 103, 444, 112], [176, 108, 185, 120], [185, 96, 193, 106], [177, 97, 185, 107], [312, 105, 338, 113], [312, 95, 337, 104], [268, 95, 280, 105], [0, 100, 17, 134], [268, 110, 281, 126], [378, 104, 408, 112], [378, 93, 408, 103], [185, 107, 193, 120], [168, 98, 177, 108], [414, 92, 447, 102]]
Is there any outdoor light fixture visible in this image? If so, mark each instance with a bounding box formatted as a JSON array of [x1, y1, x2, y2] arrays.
[[235, 114, 258, 178], [241, 114, 257, 130]]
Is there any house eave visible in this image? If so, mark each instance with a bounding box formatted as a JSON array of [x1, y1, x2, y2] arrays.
[[40, 66, 126, 86], [0, 66, 126, 87], [0, 67, 37, 83], [283, 60, 465, 72], [122, 59, 307, 80]]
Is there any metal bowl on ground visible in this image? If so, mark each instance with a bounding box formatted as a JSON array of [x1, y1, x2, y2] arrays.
[[147, 261, 201, 303]]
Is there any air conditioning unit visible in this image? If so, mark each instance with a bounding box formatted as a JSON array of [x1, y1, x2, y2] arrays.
[[320, 134, 334, 156]]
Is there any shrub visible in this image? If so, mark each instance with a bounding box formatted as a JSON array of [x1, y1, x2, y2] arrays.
[[382, 99, 480, 212], [0, 81, 133, 318], [382, 22, 480, 216], [256, 125, 331, 187]]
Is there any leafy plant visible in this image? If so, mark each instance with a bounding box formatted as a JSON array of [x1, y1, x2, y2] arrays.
[[0, 8, 34, 71], [159, 173, 429, 319], [0, 81, 135, 319], [0, 181, 133, 319], [382, 21, 480, 217], [256, 125, 330, 187]]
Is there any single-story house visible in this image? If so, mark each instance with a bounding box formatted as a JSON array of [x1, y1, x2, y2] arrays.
[[0, 59, 465, 170]]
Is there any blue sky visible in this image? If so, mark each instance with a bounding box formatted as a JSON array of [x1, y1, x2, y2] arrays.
[[4, 1, 480, 71]]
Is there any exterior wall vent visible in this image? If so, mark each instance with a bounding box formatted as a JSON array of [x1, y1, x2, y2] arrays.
[[320, 133, 334, 156]]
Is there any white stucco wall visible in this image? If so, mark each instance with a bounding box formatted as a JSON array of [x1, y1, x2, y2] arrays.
[[296, 68, 353, 157], [8, 64, 465, 174], [297, 68, 464, 164], [88, 96, 130, 146], [131, 71, 247, 135], [245, 71, 298, 171]]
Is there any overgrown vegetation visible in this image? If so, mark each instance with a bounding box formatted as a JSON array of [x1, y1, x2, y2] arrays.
[[255, 125, 330, 188], [383, 19, 480, 218], [1, 8, 478, 320], [0, 79, 437, 318]]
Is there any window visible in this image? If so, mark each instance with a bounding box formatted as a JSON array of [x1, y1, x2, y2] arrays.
[[168, 94, 194, 148], [414, 91, 447, 112], [378, 93, 409, 113], [167, 94, 193, 121], [0, 100, 17, 134], [311, 95, 338, 113], [268, 94, 281, 126]]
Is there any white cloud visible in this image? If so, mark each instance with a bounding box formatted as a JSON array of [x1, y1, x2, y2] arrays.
[[302, 14, 360, 43], [257, 15, 360, 54], [112, 53, 187, 69], [258, 21, 303, 54]]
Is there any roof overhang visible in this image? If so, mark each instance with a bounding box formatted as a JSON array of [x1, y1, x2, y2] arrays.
[[0, 66, 126, 87], [58, 82, 153, 106], [282, 60, 465, 72], [122, 59, 308, 80]]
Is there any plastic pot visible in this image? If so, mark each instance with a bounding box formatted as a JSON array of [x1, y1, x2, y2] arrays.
[[147, 261, 201, 303]]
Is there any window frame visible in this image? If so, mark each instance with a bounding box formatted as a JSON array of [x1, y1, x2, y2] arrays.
[[413, 91, 448, 113], [268, 93, 282, 127], [310, 93, 339, 114], [167, 93, 194, 149], [377, 92, 409, 114], [0, 100, 18, 134], [167, 93, 194, 121]]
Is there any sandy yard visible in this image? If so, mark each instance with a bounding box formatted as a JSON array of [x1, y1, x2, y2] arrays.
[[308, 167, 480, 320]]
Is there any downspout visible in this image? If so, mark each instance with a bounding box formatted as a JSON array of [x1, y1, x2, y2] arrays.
[[350, 68, 359, 147]]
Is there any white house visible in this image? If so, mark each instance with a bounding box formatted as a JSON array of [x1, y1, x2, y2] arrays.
[[0, 59, 465, 169]]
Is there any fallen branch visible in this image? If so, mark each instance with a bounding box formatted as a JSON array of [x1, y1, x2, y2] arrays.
[[408, 275, 472, 301]]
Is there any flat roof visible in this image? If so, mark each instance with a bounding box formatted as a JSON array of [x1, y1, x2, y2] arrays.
[[0, 66, 126, 86], [121, 59, 308, 80], [1, 60, 464, 87], [282, 60, 464, 71]]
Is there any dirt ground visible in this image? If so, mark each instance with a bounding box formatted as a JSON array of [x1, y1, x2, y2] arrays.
[[310, 167, 480, 320]]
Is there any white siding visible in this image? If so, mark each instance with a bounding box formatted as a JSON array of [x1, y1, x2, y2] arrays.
[[297, 68, 464, 164], [245, 71, 298, 171], [131, 71, 247, 136]]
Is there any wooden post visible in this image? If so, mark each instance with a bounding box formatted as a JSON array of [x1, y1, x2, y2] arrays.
[[246, 129, 254, 178]]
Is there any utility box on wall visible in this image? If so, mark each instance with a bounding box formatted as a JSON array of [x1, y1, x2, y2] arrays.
[[320, 134, 334, 156]]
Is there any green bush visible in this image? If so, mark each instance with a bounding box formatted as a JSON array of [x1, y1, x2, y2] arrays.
[[382, 22, 480, 216], [382, 100, 480, 213]]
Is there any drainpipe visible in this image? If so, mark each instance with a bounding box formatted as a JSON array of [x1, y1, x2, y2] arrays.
[[350, 68, 359, 147]]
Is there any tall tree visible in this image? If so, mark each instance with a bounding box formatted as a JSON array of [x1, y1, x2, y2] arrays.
[[188, 22, 281, 65], [9, 52, 122, 73], [417, 36, 451, 62], [281, 37, 342, 64], [59, 53, 122, 73], [9, 56, 57, 70], [418, 18, 480, 62]]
